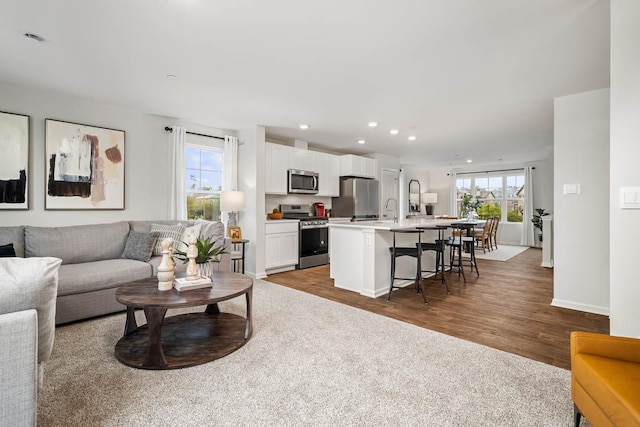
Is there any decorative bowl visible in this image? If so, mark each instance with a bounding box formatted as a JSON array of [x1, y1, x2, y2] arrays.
[[267, 212, 284, 220]]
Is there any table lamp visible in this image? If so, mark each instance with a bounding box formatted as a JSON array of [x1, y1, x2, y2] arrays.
[[422, 192, 438, 215], [220, 190, 246, 227]]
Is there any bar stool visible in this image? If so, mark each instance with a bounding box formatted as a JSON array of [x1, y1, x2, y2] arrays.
[[446, 224, 467, 283], [387, 228, 426, 303], [416, 225, 450, 294]]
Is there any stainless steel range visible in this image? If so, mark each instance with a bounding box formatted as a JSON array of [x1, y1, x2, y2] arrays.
[[280, 204, 329, 269]]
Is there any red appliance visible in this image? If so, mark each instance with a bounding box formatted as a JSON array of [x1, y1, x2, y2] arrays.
[[313, 202, 325, 217]]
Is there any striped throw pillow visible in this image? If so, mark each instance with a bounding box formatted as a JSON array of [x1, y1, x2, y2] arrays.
[[150, 223, 186, 256]]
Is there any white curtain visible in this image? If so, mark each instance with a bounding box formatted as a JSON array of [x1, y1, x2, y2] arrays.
[[222, 135, 238, 191], [169, 126, 187, 220], [521, 166, 535, 246], [449, 171, 457, 217]]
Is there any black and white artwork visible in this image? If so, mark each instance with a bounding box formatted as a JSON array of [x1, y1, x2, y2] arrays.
[[0, 111, 29, 210]]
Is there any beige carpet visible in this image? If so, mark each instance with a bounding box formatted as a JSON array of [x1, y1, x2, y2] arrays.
[[463, 245, 529, 261], [39, 279, 575, 426]]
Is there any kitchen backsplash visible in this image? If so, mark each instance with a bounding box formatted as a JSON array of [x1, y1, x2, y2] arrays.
[[265, 194, 332, 214]]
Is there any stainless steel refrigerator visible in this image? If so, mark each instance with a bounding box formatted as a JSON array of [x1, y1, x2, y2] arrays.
[[331, 177, 379, 221]]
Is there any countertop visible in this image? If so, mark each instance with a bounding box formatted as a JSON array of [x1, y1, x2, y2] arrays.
[[265, 219, 299, 223], [328, 218, 455, 231]]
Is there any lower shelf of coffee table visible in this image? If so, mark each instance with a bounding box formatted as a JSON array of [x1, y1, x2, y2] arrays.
[[115, 312, 249, 370]]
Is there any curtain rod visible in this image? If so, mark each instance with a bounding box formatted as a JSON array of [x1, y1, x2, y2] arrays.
[[448, 167, 534, 176], [164, 126, 225, 141]]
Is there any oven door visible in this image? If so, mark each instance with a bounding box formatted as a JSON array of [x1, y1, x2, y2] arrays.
[[299, 225, 329, 258]]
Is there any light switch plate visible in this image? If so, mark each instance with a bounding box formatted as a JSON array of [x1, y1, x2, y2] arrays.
[[620, 187, 640, 209], [563, 184, 580, 195]]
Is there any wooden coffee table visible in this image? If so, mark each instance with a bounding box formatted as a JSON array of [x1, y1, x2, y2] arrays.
[[114, 272, 253, 370]]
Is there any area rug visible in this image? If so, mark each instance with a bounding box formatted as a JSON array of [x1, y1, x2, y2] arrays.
[[39, 279, 574, 426], [463, 245, 529, 261]]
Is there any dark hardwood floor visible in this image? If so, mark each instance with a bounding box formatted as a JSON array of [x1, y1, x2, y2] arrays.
[[264, 248, 609, 370]]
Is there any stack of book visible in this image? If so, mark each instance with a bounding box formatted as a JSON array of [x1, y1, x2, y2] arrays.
[[173, 276, 212, 292]]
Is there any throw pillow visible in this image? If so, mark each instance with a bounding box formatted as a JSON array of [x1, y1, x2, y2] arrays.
[[0, 257, 62, 364], [121, 232, 159, 262], [0, 243, 16, 257], [178, 223, 202, 251], [149, 223, 186, 256]]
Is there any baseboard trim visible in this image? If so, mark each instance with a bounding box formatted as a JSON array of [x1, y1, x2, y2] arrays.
[[551, 298, 610, 316]]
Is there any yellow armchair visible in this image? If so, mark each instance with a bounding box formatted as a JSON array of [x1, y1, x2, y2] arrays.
[[571, 331, 640, 426]]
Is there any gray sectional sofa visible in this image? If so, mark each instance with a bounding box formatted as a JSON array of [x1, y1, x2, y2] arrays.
[[0, 220, 231, 325]]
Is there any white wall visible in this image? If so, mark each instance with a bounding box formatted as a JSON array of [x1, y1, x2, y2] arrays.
[[610, 0, 640, 337], [0, 82, 172, 226], [553, 88, 610, 315], [402, 166, 430, 215]]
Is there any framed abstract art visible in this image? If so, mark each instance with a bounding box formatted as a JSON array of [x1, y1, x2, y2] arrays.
[[45, 119, 125, 210], [0, 111, 30, 210]]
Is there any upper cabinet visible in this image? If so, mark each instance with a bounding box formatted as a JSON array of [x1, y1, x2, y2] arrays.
[[265, 143, 289, 194], [340, 154, 377, 179], [265, 142, 342, 196]]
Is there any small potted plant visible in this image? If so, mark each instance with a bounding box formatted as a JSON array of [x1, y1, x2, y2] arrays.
[[531, 208, 549, 242], [173, 235, 227, 277]]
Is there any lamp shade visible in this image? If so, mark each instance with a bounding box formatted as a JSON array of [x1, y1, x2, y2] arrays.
[[220, 190, 246, 212], [422, 192, 438, 204]]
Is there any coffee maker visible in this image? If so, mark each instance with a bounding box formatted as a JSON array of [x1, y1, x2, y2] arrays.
[[313, 202, 325, 217]]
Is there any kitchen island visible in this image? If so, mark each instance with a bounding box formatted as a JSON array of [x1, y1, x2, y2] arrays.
[[329, 218, 453, 298]]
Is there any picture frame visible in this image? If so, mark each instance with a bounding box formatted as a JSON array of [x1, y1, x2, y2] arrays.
[[228, 226, 242, 242], [45, 119, 125, 210], [0, 111, 30, 210]]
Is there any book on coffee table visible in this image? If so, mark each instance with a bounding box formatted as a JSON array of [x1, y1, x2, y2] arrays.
[[173, 276, 212, 292]]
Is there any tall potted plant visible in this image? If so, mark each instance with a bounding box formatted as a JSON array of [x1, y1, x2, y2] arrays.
[[531, 208, 549, 242]]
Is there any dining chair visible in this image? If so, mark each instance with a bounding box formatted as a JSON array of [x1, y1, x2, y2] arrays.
[[387, 228, 427, 303], [489, 217, 500, 250], [474, 218, 493, 253]]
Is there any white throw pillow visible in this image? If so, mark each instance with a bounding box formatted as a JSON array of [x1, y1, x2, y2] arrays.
[[149, 223, 186, 256], [178, 223, 202, 252]]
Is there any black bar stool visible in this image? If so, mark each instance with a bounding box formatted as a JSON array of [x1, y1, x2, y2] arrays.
[[446, 224, 467, 283], [387, 228, 426, 303], [416, 225, 450, 294]]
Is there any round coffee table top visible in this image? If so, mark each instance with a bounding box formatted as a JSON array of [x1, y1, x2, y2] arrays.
[[115, 271, 253, 309]]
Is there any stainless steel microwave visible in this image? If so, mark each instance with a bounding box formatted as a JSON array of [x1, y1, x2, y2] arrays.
[[288, 169, 319, 194]]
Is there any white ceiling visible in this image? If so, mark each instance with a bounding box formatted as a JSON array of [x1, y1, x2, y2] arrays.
[[0, 0, 609, 168]]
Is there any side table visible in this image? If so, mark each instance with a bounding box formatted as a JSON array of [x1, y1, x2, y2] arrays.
[[230, 239, 249, 274]]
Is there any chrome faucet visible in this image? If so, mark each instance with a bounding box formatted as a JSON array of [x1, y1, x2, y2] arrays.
[[385, 198, 398, 223]]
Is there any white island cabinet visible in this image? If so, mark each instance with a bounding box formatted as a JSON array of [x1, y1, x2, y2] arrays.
[[329, 219, 452, 298]]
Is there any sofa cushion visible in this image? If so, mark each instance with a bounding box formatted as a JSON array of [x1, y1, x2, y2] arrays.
[[0, 243, 16, 257], [121, 231, 159, 262], [0, 226, 24, 257], [24, 221, 130, 264], [178, 222, 202, 251], [150, 223, 185, 256], [57, 259, 152, 296], [0, 257, 62, 364], [573, 353, 640, 425], [196, 220, 226, 250], [129, 220, 193, 233]]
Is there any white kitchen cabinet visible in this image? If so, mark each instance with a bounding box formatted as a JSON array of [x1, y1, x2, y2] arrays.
[[265, 221, 299, 270], [340, 154, 377, 179], [289, 147, 316, 172], [265, 142, 289, 194], [316, 152, 340, 197]]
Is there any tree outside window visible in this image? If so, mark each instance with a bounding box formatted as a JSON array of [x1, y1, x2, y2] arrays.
[[185, 145, 223, 221]]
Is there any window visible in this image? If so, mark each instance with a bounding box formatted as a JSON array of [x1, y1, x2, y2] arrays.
[[185, 145, 223, 221], [456, 172, 525, 222]]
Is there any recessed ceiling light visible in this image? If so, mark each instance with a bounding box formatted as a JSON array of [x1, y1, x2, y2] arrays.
[[166, 74, 177, 80], [368, 121, 378, 128], [24, 32, 45, 42], [390, 129, 399, 135], [298, 124, 309, 130], [357, 139, 366, 144], [466, 159, 473, 163], [408, 135, 417, 141]]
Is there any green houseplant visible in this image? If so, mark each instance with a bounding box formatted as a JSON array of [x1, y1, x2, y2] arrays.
[[531, 208, 549, 241], [173, 235, 226, 269]]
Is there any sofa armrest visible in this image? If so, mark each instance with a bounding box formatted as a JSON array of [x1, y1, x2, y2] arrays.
[[0, 309, 38, 427], [217, 237, 232, 272], [571, 331, 640, 364]]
